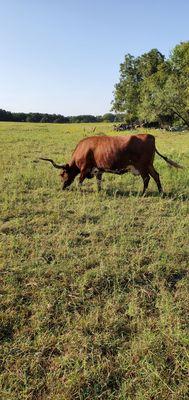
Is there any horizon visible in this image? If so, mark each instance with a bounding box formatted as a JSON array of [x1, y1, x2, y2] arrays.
[[1, 0, 189, 115]]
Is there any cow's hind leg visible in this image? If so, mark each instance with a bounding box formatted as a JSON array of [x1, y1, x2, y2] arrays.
[[90, 168, 103, 191], [148, 165, 163, 194], [141, 171, 150, 195]]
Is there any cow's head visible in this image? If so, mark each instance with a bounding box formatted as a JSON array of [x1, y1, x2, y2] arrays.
[[60, 164, 77, 189], [39, 158, 77, 190]]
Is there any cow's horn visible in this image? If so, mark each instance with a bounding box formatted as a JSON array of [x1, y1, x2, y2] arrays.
[[39, 158, 67, 169]]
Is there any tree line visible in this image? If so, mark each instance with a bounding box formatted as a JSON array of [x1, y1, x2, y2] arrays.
[[112, 41, 189, 128], [0, 109, 124, 124]]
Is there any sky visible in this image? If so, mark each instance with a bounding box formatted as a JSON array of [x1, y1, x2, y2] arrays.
[[0, 0, 189, 116]]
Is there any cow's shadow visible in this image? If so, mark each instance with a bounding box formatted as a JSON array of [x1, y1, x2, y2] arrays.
[[104, 188, 189, 201]]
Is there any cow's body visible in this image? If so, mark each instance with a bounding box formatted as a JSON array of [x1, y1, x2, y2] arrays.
[[71, 134, 155, 175], [40, 133, 183, 194], [66, 134, 161, 193]]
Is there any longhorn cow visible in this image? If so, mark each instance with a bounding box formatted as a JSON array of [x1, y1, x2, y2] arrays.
[[39, 134, 183, 194]]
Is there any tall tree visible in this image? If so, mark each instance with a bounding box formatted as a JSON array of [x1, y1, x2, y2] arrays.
[[112, 43, 189, 127], [112, 49, 164, 122], [165, 41, 189, 126], [112, 54, 141, 120]]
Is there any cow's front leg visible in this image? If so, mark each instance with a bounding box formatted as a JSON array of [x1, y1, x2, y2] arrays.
[[96, 172, 102, 192], [79, 171, 87, 185], [79, 168, 92, 187]]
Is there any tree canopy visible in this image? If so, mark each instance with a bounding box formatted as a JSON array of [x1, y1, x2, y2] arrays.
[[112, 42, 189, 127]]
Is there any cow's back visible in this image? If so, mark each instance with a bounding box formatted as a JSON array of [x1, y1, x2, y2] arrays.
[[71, 134, 155, 170]]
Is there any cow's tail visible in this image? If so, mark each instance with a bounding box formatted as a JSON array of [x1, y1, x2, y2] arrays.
[[155, 148, 184, 169]]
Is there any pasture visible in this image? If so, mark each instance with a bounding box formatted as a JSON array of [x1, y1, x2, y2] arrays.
[[0, 122, 189, 400]]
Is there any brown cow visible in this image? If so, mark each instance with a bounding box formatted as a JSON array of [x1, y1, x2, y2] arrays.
[[39, 134, 183, 194]]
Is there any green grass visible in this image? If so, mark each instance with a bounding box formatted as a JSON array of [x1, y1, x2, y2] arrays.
[[0, 122, 189, 400]]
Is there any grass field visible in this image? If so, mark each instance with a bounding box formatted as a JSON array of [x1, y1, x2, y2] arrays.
[[0, 122, 189, 400]]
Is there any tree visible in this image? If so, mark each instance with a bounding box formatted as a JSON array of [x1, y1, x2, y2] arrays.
[[26, 113, 43, 122], [112, 49, 165, 122], [166, 41, 189, 126], [112, 43, 189, 127], [112, 54, 141, 120], [12, 112, 27, 122], [139, 42, 189, 127], [137, 49, 165, 79], [102, 113, 115, 122], [0, 109, 13, 121], [114, 113, 126, 122], [53, 115, 69, 123], [138, 61, 173, 124]]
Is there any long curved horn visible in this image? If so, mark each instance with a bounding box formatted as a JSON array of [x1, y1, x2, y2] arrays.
[[39, 158, 67, 169]]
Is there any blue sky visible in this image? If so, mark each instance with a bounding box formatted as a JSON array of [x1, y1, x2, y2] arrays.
[[0, 0, 189, 115]]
